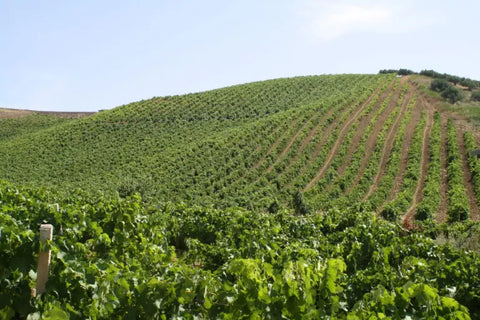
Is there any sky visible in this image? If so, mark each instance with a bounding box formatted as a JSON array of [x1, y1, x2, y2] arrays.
[[1, 0, 479, 112]]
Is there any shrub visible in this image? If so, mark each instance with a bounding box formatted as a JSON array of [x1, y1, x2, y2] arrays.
[[461, 79, 478, 90], [447, 75, 461, 85], [430, 79, 450, 92], [416, 203, 432, 220], [442, 86, 461, 103], [379, 69, 398, 74], [398, 68, 414, 76], [292, 191, 310, 215], [380, 203, 399, 222], [471, 91, 480, 102]]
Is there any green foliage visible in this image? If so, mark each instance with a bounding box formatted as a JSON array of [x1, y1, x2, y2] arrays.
[[416, 112, 442, 220], [425, 70, 476, 103], [471, 91, 480, 102], [446, 120, 470, 221], [380, 110, 426, 221], [420, 69, 480, 89], [430, 79, 451, 92], [0, 182, 479, 318], [2, 73, 480, 318], [442, 86, 462, 103], [0, 74, 389, 211], [465, 132, 480, 207], [306, 79, 400, 209], [362, 88, 415, 212], [0, 114, 75, 141], [292, 191, 310, 215], [397, 68, 414, 76], [379, 69, 399, 74], [378, 68, 413, 75]]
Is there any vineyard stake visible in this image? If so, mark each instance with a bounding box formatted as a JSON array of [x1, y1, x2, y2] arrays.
[[36, 224, 53, 295]]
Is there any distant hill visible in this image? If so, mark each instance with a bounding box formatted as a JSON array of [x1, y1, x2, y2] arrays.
[[0, 74, 479, 223]]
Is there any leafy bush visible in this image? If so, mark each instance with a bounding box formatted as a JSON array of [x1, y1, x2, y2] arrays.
[[398, 68, 414, 75], [421, 69, 480, 90], [430, 79, 451, 92], [292, 190, 310, 215], [471, 91, 480, 102], [379, 69, 398, 74], [442, 86, 462, 103], [378, 69, 414, 76]]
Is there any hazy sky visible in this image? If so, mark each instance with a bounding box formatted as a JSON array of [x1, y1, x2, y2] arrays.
[[1, 0, 479, 111]]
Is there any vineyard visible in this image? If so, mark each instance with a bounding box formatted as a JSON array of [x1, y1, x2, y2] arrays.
[[1, 73, 480, 318]]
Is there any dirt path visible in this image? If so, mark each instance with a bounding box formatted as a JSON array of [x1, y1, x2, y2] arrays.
[[456, 126, 480, 221], [363, 88, 412, 200], [435, 116, 449, 223], [303, 88, 382, 192], [402, 108, 434, 224]]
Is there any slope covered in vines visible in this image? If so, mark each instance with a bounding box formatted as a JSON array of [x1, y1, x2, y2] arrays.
[[1, 74, 480, 221], [2, 73, 480, 318], [0, 75, 389, 209]]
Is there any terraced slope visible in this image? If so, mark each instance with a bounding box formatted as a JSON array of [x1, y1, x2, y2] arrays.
[[0, 74, 479, 223]]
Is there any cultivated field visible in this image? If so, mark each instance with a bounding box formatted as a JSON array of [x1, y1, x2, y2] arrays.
[[1, 73, 480, 318]]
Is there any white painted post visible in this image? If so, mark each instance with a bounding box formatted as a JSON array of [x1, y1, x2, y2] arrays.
[[36, 224, 53, 295]]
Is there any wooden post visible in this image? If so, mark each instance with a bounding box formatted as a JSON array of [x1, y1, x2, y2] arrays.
[[36, 224, 53, 295]]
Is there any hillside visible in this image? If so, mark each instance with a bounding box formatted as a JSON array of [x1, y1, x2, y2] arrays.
[[0, 110, 93, 141], [2, 73, 480, 318], [1, 74, 480, 223]]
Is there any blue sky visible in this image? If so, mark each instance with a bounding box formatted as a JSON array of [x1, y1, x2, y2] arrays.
[[1, 0, 479, 111]]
